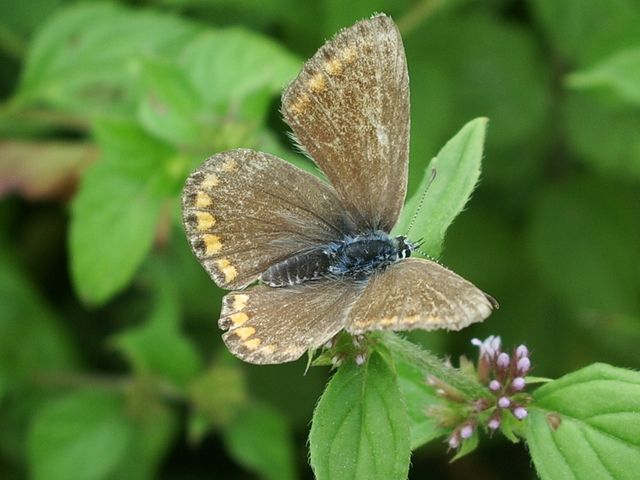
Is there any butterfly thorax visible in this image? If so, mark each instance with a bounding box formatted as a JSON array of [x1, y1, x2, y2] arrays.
[[261, 231, 412, 287]]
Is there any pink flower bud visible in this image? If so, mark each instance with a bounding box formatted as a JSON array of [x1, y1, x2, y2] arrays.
[[497, 352, 510, 369], [489, 380, 501, 391], [460, 425, 474, 439], [488, 418, 501, 430], [511, 377, 526, 391], [498, 396, 511, 408], [517, 357, 531, 373], [513, 407, 528, 420]]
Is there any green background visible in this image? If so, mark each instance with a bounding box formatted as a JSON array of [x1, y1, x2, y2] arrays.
[[1, 0, 639, 478]]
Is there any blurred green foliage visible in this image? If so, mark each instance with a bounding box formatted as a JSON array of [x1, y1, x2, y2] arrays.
[[0, 0, 639, 479]]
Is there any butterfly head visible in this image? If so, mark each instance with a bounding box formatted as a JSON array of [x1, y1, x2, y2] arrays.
[[395, 235, 414, 259]]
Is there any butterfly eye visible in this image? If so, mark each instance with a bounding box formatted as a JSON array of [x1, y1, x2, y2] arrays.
[[395, 236, 413, 259]]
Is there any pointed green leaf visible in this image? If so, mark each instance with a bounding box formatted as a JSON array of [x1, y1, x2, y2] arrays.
[[0, 252, 76, 389], [113, 270, 202, 386], [224, 404, 297, 480], [451, 432, 479, 461], [109, 403, 178, 480], [527, 363, 640, 480], [137, 59, 209, 148], [309, 352, 410, 480], [69, 120, 174, 304], [568, 48, 640, 106], [15, 3, 199, 116], [28, 390, 133, 480], [394, 118, 488, 257], [181, 28, 300, 112]]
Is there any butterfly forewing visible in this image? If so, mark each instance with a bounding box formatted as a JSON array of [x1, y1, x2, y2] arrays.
[[347, 258, 495, 334], [220, 282, 363, 364], [282, 14, 410, 232], [182, 149, 352, 289]]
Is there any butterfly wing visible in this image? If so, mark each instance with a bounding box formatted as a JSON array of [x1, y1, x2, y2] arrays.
[[282, 14, 409, 232], [182, 149, 353, 289], [347, 258, 496, 334], [219, 281, 362, 364]]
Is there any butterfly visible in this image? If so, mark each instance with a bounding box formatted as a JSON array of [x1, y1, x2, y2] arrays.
[[182, 14, 496, 364]]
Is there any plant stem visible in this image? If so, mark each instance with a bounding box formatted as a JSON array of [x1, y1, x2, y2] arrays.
[[396, 0, 446, 35], [31, 371, 187, 403], [382, 332, 489, 398]]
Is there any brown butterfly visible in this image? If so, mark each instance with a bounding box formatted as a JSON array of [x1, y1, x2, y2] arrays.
[[182, 14, 496, 364]]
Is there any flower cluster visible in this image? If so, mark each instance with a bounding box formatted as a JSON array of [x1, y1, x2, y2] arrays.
[[471, 335, 532, 431], [426, 335, 533, 452]]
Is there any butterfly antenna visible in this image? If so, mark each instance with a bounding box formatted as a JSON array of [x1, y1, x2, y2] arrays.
[[411, 237, 431, 259], [406, 166, 437, 236]]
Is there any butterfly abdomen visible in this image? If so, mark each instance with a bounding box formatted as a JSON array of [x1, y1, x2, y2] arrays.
[[261, 249, 332, 287]]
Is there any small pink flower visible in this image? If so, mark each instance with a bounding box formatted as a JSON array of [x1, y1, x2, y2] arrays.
[[497, 352, 510, 369], [513, 407, 528, 420], [511, 377, 526, 391], [460, 424, 474, 439], [488, 418, 501, 430], [517, 357, 531, 373]]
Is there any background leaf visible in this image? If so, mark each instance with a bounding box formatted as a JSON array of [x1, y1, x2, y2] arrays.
[[28, 390, 134, 480], [224, 403, 297, 480], [113, 264, 202, 387], [69, 120, 175, 304], [15, 2, 200, 115], [568, 48, 640, 107]]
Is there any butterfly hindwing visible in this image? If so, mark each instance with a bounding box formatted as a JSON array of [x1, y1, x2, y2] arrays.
[[182, 149, 352, 289], [220, 282, 363, 364], [347, 258, 496, 334], [282, 14, 410, 232]]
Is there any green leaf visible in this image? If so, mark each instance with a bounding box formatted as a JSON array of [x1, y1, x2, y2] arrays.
[[568, 48, 640, 107], [69, 120, 175, 304], [527, 363, 640, 480], [394, 118, 487, 258], [309, 352, 410, 480], [180, 28, 300, 112], [28, 390, 134, 480], [113, 267, 202, 386], [16, 2, 200, 115], [188, 359, 247, 432], [137, 58, 209, 148], [224, 403, 297, 480], [108, 402, 178, 480], [0, 251, 76, 389], [395, 355, 446, 450], [451, 432, 479, 461]]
